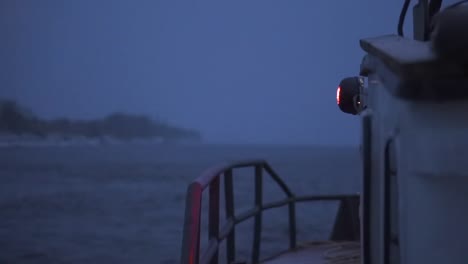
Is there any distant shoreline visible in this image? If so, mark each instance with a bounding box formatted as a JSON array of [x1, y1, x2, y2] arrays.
[[0, 99, 202, 145], [0, 133, 202, 148]]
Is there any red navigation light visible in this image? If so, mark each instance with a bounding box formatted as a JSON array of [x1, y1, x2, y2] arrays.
[[336, 86, 341, 105], [337, 77, 361, 115]]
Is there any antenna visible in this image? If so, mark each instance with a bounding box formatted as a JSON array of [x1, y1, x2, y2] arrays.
[[398, 0, 444, 41], [413, 0, 430, 40]]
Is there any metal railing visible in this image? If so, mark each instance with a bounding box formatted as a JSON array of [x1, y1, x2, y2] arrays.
[[180, 159, 359, 264]]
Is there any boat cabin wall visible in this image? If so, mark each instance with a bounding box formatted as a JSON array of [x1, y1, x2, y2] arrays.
[[396, 97, 468, 264], [364, 53, 468, 264], [362, 53, 401, 264]]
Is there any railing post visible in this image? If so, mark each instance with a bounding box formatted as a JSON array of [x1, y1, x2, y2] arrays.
[[224, 169, 236, 264], [181, 183, 203, 264], [251, 165, 263, 263], [288, 197, 297, 249], [209, 176, 220, 264], [263, 163, 297, 250]]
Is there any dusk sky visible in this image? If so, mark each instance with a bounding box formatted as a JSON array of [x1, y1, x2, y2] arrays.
[[0, 0, 432, 145]]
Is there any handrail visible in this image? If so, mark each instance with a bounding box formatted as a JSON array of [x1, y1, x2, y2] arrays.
[[180, 159, 359, 264]]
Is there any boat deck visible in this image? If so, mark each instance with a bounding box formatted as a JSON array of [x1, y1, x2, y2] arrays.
[[262, 241, 360, 264]]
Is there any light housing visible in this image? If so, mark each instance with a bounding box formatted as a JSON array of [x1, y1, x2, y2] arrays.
[[337, 77, 362, 115]]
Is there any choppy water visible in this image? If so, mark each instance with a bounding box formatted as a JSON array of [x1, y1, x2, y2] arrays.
[[0, 144, 361, 264]]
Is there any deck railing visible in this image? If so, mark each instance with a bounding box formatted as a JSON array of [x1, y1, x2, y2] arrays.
[[180, 160, 359, 264]]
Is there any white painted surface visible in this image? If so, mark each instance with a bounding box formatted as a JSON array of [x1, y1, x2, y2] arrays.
[[366, 52, 468, 264]]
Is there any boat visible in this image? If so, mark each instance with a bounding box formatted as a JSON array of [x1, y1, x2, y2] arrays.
[[180, 1, 468, 263]]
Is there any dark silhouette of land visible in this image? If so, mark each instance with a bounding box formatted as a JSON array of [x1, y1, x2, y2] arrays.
[[0, 100, 201, 143]]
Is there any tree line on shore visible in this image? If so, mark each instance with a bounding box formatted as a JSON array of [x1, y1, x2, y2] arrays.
[[0, 100, 201, 142]]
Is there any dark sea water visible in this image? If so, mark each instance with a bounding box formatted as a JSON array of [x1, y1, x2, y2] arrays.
[[0, 144, 361, 264]]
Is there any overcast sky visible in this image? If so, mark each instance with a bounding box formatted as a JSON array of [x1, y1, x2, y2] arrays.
[[0, 0, 432, 145]]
